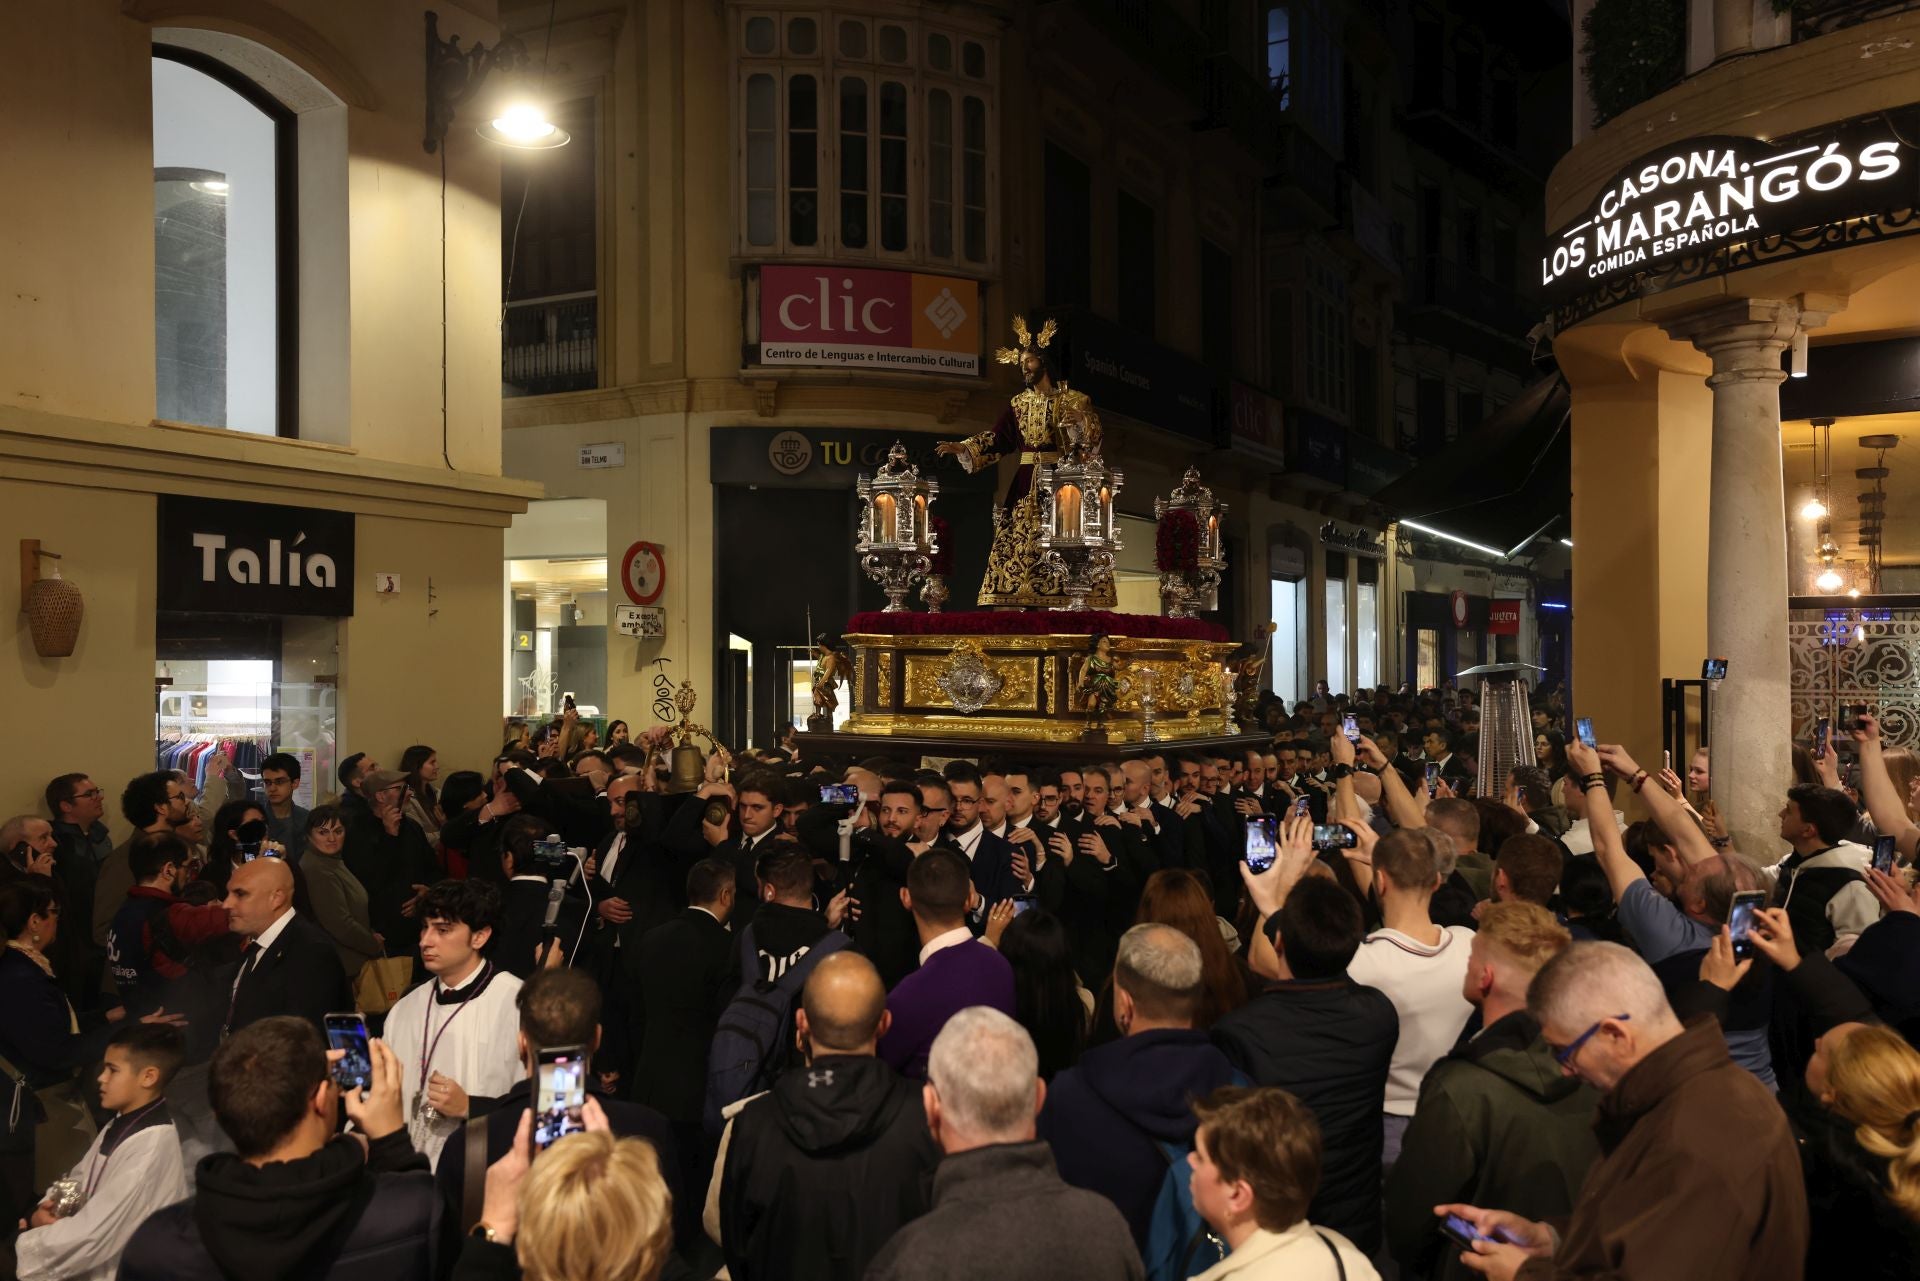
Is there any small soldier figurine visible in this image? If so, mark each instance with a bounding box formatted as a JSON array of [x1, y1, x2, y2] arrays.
[[1077, 633, 1119, 742]]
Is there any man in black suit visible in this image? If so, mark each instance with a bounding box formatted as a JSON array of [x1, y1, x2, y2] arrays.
[[941, 763, 1021, 917], [492, 815, 589, 978], [629, 857, 737, 1224], [1422, 726, 1476, 790], [437, 967, 685, 1249], [219, 856, 348, 1036], [665, 774, 786, 936]]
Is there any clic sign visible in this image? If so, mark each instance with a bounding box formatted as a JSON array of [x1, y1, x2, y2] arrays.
[[1544, 110, 1919, 306], [757, 266, 981, 375]]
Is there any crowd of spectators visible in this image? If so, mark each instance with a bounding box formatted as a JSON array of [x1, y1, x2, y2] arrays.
[[3, 683, 1920, 1281]]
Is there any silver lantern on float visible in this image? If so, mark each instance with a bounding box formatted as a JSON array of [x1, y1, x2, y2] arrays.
[[855, 442, 939, 612], [1035, 447, 1122, 613]]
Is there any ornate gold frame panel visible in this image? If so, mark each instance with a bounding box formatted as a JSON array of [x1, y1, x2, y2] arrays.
[[842, 631, 1237, 743]]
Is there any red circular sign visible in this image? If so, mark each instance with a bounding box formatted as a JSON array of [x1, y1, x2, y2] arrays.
[[621, 541, 666, 606], [1450, 590, 1470, 628]]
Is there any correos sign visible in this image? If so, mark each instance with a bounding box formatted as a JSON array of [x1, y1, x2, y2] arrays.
[[1544, 110, 1919, 312]]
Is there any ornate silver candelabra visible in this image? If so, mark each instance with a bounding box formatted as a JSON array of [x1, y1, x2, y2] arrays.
[[1154, 465, 1227, 619], [1035, 451, 1123, 612], [855, 442, 940, 612]]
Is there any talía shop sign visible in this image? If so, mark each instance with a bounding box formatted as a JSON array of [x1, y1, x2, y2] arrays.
[[1543, 111, 1919, 305]]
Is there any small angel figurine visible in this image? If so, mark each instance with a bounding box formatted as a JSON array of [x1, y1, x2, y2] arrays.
[[1077, 632, 1119, 740], [809, 633, 851, 730]]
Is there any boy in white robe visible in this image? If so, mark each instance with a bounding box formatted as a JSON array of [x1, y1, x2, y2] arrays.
[[383, 878, 525, 1168], [16, 1024, 190, 1281]]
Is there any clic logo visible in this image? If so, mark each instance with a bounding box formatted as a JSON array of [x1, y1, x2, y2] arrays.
[[923, 287, 967, 338], [775, 275, 897, 335]]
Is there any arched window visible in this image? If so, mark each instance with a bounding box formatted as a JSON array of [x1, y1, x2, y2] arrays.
[[152, 49, 293, 436]]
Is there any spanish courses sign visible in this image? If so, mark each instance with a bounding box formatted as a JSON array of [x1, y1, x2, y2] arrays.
[[756, 266, 981, 375]]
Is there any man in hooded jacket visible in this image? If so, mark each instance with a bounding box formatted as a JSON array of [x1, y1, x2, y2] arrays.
[[709, 950, 938, 1281], [1039, 923, 1242, 1247], [120, 1017, 436, 1281], [1384, 904, 1599, 1281]]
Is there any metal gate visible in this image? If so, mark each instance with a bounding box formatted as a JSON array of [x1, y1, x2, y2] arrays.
[[1789, 607, 1920, 747]]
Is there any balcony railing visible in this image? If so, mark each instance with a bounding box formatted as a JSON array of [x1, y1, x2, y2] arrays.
[[503, 293, 597, 398], [1584, 0, 1920, 127], [1794, 0, 1920, 40]]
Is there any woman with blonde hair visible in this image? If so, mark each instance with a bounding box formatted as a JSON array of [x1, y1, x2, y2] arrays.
[[461, 1106, 674, 1281], [1797, 1021, 1920, 1273]]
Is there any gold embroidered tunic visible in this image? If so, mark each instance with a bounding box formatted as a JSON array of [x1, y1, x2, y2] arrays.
[[957, 383, 1117, 609]]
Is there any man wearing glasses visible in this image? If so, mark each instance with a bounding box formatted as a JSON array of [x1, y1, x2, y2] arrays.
[[92, 772, 195, 958], [1434, 941, 1806, 1281], [45, 772, 114, 1005]]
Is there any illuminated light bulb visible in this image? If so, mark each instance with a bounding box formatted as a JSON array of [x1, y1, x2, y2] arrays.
[[1816, 568, 1844, 593], [1800, 497, 1828, 520], [1848, 587, 1862, 599], [479, 103, 570, 149]]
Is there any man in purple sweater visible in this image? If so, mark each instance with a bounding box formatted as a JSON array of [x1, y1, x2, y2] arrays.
[[879, 847, 1015, 1078]]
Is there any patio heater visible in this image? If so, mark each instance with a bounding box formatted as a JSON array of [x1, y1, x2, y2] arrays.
[[1459, 662, 1544, 798]]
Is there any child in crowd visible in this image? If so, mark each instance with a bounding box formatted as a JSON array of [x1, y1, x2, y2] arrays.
[[14, 1024, 190, 1281]]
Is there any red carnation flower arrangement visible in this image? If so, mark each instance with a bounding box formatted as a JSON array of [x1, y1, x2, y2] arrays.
[[844, 609, 1227, 642], [927, 515, 953, 577], [1156, 508, 1201, 573]]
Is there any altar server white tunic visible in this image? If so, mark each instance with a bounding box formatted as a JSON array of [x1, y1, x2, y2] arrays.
[[384, 959, 524, 1169], [15, 1101, 188, 1281]]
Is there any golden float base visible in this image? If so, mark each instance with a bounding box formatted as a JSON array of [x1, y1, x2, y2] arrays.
[[837, 628, 1241, 745]]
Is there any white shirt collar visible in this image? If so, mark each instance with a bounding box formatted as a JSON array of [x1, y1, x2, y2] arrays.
[[510, 874, 547, 883], [918, 925, 973, 966], [951, 823, 983, 856], [436, 957, 487, 994], [691, 905, 725, 926], [988, 821, 1008, 839], [248, 907, 295, 956]]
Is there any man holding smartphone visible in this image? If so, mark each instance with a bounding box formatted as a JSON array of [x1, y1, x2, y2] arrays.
[[1771, 784, 1880, 957]]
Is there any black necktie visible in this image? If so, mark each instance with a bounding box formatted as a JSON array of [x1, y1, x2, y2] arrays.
[[223, 941, 260, 1034]]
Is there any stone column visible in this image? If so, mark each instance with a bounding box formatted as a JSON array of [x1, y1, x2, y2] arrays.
[[1662, 298, 1822, 863]]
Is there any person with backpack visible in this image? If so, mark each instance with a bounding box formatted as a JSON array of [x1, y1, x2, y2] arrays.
[[704, 851, 852, 1133], [709, 951, 938, 1281], [1186, 1086, 1379, 1280], [1039, 924, 1241, 1271]]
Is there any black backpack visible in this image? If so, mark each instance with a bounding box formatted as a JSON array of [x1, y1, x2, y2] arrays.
[[703, 925, 848, 1134]]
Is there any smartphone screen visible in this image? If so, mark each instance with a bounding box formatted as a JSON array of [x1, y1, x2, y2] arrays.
[[1728, 891, 1766, 962], [1007, 893, 1038, 917], [1292, 795, 1310, 819], [1341, 714, 1360, 743], [1438, 1213, 1489, 1251], [324, 1014, 371, 1092], [534, 1045, 589, 1151], [1874, 835, 1898, 876], [1424, 762, 1441, 798], [819, 783, 860, 806], [1702, 658, 1728, 681], [1244, 817, 1277, 873], [1312, 823, 1356, 849], [1575, 717, 1596, 749], [1815, 717, 1831, 757]]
